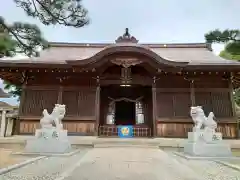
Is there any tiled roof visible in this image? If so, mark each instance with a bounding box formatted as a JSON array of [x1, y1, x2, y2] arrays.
[[150, 47, 240, 65], [0, 42, 239, 66]]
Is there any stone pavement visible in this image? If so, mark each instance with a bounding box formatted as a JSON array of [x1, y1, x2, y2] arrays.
[[61, 148, 240, 180], [61, 147, 203, 180], [0, 147, 240, 180]]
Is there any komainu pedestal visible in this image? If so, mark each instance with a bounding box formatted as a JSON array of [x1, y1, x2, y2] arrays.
[[24, 104, 72, 154], [184, 106, 232, 157], [25, 128, 72, 153], [184, 129, 231, 157]]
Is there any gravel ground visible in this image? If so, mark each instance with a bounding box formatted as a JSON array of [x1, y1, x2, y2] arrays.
[[166, 151, 240, 180], [232, 150, 240, 157], [0, 148, 90, 180], [223, 160, 240, 166], [0, 148, 31, 169]]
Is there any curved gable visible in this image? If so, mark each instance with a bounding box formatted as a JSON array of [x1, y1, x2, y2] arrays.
[[66, 44, 189, 67]]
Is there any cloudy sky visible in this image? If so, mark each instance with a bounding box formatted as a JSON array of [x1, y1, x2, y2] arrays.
[[0, 0, 239, 105]]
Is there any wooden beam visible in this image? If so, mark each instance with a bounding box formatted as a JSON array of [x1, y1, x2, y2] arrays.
[[19, 116, 96, 121], [26, 85, 96, 91], [156, 117, 238, 123], [156, 88, 231, 93]]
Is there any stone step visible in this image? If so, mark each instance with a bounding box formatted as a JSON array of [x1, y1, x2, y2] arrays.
[[93, 138, 161, 148], [94, 138, 159, 144], [94, 143, 159, 148]]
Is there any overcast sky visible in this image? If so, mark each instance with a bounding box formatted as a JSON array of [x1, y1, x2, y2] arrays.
[[0, 0, 239, 105]]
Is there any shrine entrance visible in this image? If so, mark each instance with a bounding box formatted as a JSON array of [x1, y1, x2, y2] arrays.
[[99, 85, 153, 137], [96, 54, 157, 137], [115, 100, 135, 125]]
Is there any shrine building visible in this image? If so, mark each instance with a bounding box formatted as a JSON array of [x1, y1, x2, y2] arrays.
[[0, 29, 240, 138]]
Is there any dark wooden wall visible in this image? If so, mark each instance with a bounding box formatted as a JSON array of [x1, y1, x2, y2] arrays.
[[156, 91, 232, 118], [156, 74, 237, 138], [19, 86, 96, 135], [19, 87, 96, 117]]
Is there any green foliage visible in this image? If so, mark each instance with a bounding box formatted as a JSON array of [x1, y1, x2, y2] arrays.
[[14, 0, 89, 27], [205, 29, 239, 43], [234, 88, 240, 106], [219, 50, 240, 106], [205, 29, 240, 55], [0, 0, 89, 57], [0, 0, 89, 99], [0, 17, 48, 57], [0, 25, 18, 57], [219, 50, 240, 61], [3, 81, 22, 100], [225, 41, 240, 55]]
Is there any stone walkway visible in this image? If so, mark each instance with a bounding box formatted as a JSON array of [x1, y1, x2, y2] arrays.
[[62, 147, 202, 180], [0, 147, 240, 180]]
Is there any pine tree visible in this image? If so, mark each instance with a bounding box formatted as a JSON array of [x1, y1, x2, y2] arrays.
[[0, 0, 89, 100], [219, 50, 240, 106], [205, 29, 240, 55], [0, 25, 17, 58]]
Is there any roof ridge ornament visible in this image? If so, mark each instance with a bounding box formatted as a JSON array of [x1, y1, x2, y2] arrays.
[[115, 28, 139, 43]]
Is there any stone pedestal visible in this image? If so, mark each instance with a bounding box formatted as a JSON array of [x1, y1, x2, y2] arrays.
[[25, 128, 72, 154], [184, 129, 232, 157]]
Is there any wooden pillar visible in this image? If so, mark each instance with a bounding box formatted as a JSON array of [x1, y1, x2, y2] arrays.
[[190, 80, 196, 106], [16, 84, 27, 135], [229, 74, 236, 117], [229, 73, 238, 138], [16, 71, 30, 135], [95, 76, 101, 136], [57, 86, 63, 104], [19, 85, 27, 115], [152, 77, 157, 137], [19, 71, 29, 115], [56, 77, 64, 104]]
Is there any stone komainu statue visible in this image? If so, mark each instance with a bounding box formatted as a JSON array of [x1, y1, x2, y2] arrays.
[[190, 106, 217, 133], [40, 104, 66, 129]]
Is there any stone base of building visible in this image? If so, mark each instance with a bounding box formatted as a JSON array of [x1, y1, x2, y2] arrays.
[[24, 128, 72, 154]]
